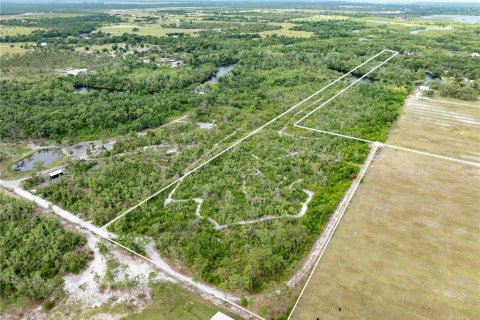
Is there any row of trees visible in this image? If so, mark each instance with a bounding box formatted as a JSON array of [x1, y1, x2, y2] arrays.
[[431, 78, 480, 101]]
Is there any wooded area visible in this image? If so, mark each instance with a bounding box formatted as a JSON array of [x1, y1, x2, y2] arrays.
[[0, 193, 89, 306]]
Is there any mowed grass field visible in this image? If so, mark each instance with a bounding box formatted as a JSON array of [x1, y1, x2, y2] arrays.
[[0, 42, 33, 57], [259, 22, 313, 38], [0, 43, 27, 56], [388, 96, 480, 162], [0, 26, 42, 36], [292, 96, 480, 319], [124, 283, 238, 320], [98, 25, 202, 37]]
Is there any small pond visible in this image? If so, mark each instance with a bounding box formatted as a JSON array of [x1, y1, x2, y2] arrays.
[[425, 72, 434, 82], [422, 15, 480, 24], [342, 75, 375, 84], [208, 64, 234, 83], [12, 149, 62, 171], [410, 26, 452, 35], [352, 75, 374, 83], [74, 86, 93, 94], [424, 72, 442, 83]]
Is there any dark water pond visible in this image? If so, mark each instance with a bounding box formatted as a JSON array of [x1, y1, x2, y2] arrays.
[[341, 75, 375, 84], [74, 86, 93, 94], [352, 75, 374, 83], [12, 149, 62, 171], [208, 64, 234, 83], [422, 15, 480, 24], [424, 72, 442, 83]]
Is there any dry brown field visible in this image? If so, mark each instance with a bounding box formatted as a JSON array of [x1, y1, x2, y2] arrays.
[[291, 96, 480, 319], [388, 96, 480, 161]]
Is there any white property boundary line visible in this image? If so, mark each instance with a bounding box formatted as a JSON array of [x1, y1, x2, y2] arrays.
[[94, 49, 397, 319], [292, 67, 480, 168], [102, 49, 397, 229], [295, 126, 480, 167], [1, 50, 397, 320], [286, 143, 380, 320], [293, 51, 399, 127]]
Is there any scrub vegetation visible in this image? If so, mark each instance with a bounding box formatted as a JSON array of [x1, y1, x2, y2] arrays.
[[0, 193, 89, 309]]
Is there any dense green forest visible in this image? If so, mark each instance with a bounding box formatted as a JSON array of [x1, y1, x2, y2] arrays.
[[1, 13, 478, 144], [0, 193, 89, 306]]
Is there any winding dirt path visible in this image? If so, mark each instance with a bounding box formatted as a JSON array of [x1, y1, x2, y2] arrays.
[[164, 178, 315, 230]]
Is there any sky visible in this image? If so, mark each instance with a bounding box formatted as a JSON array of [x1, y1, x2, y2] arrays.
[[344, 0, 479, 3], [8, 0, 480, 2], [6, 0, 480, 4]]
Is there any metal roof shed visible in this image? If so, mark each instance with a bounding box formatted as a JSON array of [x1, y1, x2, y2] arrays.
[[49, 169, 64, 180]]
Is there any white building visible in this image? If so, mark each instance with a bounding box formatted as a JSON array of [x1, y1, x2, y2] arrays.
[[211, 311, 234, 320], [49, 169, 64, 180]]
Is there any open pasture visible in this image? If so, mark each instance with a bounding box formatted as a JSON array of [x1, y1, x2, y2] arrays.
[[0, 26, 42, 36], [388, 96, 480, 162], [99, 25, 202, 37], [0, 43, 31, 56], [291, 146, 480, 320], [259, 23, 314, 38], [290, 93, 480, 319]]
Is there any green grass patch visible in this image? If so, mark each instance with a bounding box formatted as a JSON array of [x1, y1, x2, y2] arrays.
[[124, 283, 236, 320], [0, 26, 43, 36], [98, 25, 202, 37], [259, 22, 313, 38], [0, 42, 35, 57]]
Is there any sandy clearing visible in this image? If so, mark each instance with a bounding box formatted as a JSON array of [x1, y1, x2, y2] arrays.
[[62, 232, 172, 310], [63, 141, 116, 160]]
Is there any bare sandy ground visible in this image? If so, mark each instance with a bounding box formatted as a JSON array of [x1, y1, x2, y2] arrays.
[[48, 232, 174, 320], [291, 96, 480, 319]]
